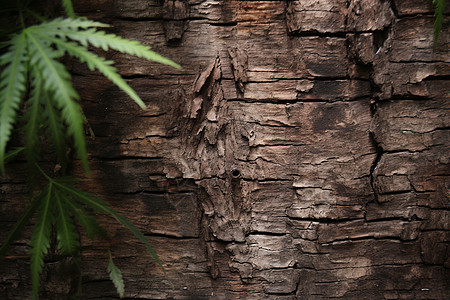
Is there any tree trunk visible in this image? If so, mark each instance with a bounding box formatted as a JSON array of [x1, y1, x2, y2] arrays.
[[1, 0, 449, 299]]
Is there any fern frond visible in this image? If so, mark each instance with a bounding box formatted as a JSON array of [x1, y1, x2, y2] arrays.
[[25, 30, 88, 172], [29, 17, 108, 32], [433, 0, 446, 44], [64, 28, 181, 69], [65, 198, 106, 239], [52, 179, 111, 213], [24, 67, 44, 169], [0, 192, 41, 257], [29, 184, 55, 300], [108, 250, 125, 298], [28, 18, 181, 69], [42, 176, 106, 239], [37, 34, 146, 109], [0, 32, 28, 173], [61, 0, 76, 18], [42, 90, 67, 168], [52, 179, 162, 265], [107, 209, 161, 266], [54, 188, 80, 255]]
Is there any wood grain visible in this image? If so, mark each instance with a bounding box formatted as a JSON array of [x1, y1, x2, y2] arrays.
[[1, 0, 449, 299]]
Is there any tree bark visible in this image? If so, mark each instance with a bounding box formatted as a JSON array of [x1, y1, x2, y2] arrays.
[[1, 0, 449, 299]]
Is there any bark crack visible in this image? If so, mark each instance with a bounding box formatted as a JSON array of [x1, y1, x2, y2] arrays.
[[369, 126, 384, 205]]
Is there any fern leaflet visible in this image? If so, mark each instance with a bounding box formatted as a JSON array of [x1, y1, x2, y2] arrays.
[[29, 185, 55, 300], [28, 18, 181, 69], [37, 34, 147, 109], [25, 30, 88, 172], [107, 209, 161, 266], [61, 0, 76, 18], [64, 199, 106, 240], [63, 28, 181, 69], [433, 0, 446, 44], [108, 251, 125, 298], [31, 17, 108, 32], [54, 188, 80, 255], [51, 178, 162, 266], [24, 68, 44, 169], [42, 90, 68, 169], [0, 32, 28, 173]]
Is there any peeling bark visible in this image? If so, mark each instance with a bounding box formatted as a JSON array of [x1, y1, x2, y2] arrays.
[[1, 0, 449, 299]]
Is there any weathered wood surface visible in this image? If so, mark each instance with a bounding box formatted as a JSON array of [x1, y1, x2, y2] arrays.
[[1, 0, 449, 299]]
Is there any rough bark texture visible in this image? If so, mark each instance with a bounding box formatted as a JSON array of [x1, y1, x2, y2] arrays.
[[1, 0, 449, 299]]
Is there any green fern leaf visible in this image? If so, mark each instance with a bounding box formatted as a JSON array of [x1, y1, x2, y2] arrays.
[[30, 18, 181, 69], [61, 0, 76, 18], [108, 251, 125, 298], [0, 192, 41, 257], [25, 30, 88, 172], [66, 28, 181, 69], [433, 0, 446, 44], [52, 179, 162, 266], [29, 184, 55, 300], [107, 209, 161, 266], [42, 90, 68, 168], [37, 34, 147, 109], [54, 188, 80, 255], [0, 32, 28, 173], [24, 68, 44, 169], [49, 175, 158, 263], [31, 17, 108, 32], [64, 194, 107, 240]]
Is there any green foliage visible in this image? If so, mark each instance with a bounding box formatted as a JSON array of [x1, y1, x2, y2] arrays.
[[61, 0, 76, 18], [433, 0, 446, 44], [0, 17, 180, 174], [108, 251, 125, 298], [49, 173, 161, 264], [17, 168, 115, 299], [0, 0, 180, 298], [29, 184, 56, 299], [24, 69, 45, 168], [21, 169, 161, 299], [1, 155, 164, 300], [0, 32, 28, 173]]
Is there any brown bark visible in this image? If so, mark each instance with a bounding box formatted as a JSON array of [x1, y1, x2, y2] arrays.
[[1, 0, 449, 299]]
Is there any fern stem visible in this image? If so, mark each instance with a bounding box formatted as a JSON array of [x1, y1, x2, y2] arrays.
[[17, 2, 25, 29], [35, 163, 53, 182]]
